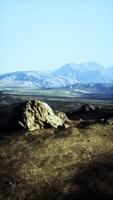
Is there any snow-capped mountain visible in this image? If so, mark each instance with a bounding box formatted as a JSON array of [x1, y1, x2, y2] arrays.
[[0, 62, 113, 89], [53, 62, 106, 83]]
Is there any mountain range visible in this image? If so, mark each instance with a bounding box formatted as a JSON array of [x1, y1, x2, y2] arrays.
[[0, 62, 113, 89]]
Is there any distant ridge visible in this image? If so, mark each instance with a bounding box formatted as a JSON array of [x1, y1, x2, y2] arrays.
[[0, 62, 113, 89]]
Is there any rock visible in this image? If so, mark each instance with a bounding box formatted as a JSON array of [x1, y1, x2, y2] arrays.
[[80, 104, 95, 112], [56, 111, 71, 128], [95, 106, 102, 111], [99, 118, 106, 124], [56, 111, 69, 122], [8, 100, 65, 131], [107, 118, 113, 125]]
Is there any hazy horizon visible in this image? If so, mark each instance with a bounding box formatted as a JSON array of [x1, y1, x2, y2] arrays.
[[0, 61, 113, 75], [0, 0, 113, 74]]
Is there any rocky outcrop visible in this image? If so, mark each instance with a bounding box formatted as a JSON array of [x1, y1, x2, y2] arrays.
[[8, 100, 67, 131], [80, 104, 95, 112]]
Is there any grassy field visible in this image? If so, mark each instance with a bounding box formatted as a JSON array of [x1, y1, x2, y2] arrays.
[[0, 94, 113, 200]]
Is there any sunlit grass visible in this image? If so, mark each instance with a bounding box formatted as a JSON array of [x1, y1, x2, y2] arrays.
[[0, 122, 113, 199]]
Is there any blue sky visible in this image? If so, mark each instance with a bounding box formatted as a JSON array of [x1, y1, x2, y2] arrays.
[[0, 0, 113, 74]]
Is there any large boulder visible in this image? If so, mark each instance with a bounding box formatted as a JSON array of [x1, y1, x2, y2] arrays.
[[8, 100, 66, 131]]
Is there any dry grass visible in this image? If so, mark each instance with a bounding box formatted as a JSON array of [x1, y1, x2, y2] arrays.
[[0, 122, 113, 200]]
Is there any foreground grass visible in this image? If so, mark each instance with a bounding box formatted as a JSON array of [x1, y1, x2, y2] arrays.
[[0, 123, 113, 200]]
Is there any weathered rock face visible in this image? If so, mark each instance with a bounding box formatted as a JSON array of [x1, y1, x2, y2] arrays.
[[56, 111, 71, 128], [8, 100, 66, 131], [56, 111, 69, 122]]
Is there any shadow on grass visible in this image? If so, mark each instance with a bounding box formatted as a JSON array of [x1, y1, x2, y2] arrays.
[[31, 152, 113, 200], [22, 153, 113, 200], [68, 153, 113, 200]]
